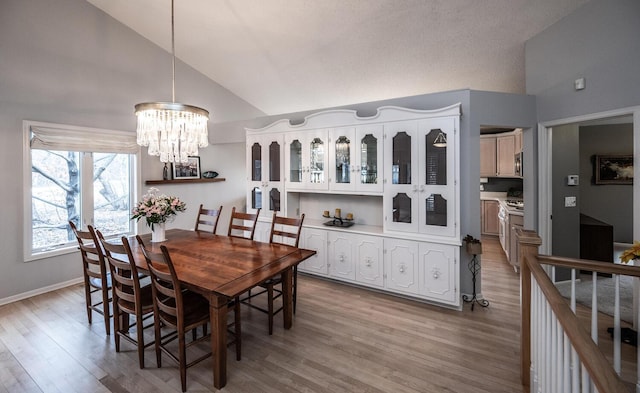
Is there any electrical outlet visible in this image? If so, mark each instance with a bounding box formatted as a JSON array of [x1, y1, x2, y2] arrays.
[[565, 196, 577, 207]]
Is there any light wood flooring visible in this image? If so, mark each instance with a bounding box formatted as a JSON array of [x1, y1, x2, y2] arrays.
[[0, 236, 525, 393]]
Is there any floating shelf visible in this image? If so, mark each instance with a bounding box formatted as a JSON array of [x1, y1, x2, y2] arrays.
[[145, 178, 226, 185]]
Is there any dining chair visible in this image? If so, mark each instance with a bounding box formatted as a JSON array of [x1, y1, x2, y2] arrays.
[[137, 236, 241, 392], [242, 212, 305, 334], [69, 221, 112, 335], [194, 204, 223, 234], [97, 230, 154, 369], [227, 207, 260, 239]]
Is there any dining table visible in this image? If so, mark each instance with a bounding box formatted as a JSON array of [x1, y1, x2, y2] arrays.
[[128, 228, 316, 389]]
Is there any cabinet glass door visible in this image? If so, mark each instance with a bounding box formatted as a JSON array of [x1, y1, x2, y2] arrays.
[[360, 133, 378, 185], [393, 193, 412, 224], [269, 141, 280, 182], [392, 131, 411, 184], [289, 139, 302, 184], [309, 137, 325, 184], [418, 117, 457, 238], [251, 142, 261, 181], [334, 135, 351, 184], [269, 187, 281, 212], [425, 129, 446, 185]]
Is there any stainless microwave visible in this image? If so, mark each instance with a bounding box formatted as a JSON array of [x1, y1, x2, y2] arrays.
[[514, 151, 523, 177]]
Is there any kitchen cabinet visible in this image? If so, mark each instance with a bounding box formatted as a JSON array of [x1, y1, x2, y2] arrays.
[[480, 131, 519, 178], [508, 214, 524, 270], [284, 130, 329, 191], [481, 200, 500, 235], [514, 129, 523, 152], [496, 134, 516, 177], [328, 125, 383, 193], [246, 134, 284, 217], [383, 116, 458, 239], [480, 137, 497, 177]]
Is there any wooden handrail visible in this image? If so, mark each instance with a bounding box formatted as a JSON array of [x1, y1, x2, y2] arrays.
[[536, 254, 640, 278], [518, 228, 630, 393]]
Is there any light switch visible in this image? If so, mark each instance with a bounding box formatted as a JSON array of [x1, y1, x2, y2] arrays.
[[565, 196, 577, 207], [574, 78, 585, 90], [567, 175, 579, 186]]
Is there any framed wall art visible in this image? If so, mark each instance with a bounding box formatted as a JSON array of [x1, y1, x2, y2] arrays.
[[172, 156, 201, 179], [594, 154, 633, 185]]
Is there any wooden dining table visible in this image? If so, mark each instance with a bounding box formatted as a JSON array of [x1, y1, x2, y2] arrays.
[[128, 229, 316, 389]]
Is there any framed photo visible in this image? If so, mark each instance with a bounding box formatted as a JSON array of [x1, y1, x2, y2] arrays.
[[594, 154, 633, 185], [172, 156, 201, 179]]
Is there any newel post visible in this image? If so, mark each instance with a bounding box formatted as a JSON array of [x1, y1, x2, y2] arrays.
[[517, 228, 542, 388]]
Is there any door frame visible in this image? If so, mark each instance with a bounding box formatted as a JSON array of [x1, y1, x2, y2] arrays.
[[537, 106, 640, 255]]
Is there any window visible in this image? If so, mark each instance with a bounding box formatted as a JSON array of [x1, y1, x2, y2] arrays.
[[24, 121, 139, 260]]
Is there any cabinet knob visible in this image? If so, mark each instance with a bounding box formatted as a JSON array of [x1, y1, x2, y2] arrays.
[[399, 264, 405, 273], [365, 257, 372, 267], [432, 267, 440, 279], [339, 254, 345, 262]]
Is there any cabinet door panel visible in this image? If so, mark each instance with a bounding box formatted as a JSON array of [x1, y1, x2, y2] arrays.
[[496, 134, 515, 177], [419, 243, 457, 303], [384, 239, 419, 295], [481, 200, 499, 235], [355, 237, 384, 288], [480, 137, 497, 177], [328, 232, 355, 280], [300, 228, 328, 275]]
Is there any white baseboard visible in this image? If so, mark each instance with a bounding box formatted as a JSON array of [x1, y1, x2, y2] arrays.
[[0, 277, 83, 306]]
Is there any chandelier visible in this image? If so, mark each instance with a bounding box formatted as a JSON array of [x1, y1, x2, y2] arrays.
[[135, 0, 209, 163]]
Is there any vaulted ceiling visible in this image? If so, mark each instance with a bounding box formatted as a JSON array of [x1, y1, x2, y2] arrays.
[[88, 0, 588, 116]]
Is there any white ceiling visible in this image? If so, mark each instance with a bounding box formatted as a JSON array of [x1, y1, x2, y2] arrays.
[[88, 0, 588, 116]]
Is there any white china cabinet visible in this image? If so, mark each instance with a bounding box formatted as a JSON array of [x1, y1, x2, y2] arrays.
[[246, 104, 461, 308]]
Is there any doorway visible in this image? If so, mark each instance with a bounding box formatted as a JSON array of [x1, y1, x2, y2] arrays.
[[538, 107, 639, 260]]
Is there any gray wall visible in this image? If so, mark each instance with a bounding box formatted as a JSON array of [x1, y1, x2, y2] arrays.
[[579, 124, 633, 243], [526, 0, 640, 122], [0, 0, 263, 301], [552, 124, 581, 259]]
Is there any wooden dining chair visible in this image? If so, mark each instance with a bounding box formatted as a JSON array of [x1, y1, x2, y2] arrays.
[[97, 230, 154, 369], [227, 207, 260, 239], [137, 236, 241, 392], [194, 204, 223, 234], [242, 212, 305, 334], [69, 221, 112, 335]]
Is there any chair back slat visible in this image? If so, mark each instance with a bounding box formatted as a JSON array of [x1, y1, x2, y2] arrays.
[[269, 213, 305, 247], [228, 207, 261, 240], [194, 204, 223, 234]]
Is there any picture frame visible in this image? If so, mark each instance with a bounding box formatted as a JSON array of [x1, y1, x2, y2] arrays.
[[172, 156, 201, 179], [594, 154, 633, 185]]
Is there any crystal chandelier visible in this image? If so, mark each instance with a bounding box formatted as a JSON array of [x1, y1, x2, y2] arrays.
[[135, 0, 209, 163]]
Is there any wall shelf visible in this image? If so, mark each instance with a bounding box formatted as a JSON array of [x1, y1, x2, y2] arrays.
[[145, 178, 226, 185]]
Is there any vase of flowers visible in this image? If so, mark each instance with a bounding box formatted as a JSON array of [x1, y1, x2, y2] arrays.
[[620, 241, 640, 264], [131, 187, 187, 243]]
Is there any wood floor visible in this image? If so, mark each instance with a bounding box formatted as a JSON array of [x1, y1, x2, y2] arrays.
[[0, 236, 525, 393]]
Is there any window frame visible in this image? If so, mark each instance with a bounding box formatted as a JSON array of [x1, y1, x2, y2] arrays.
[[23, 120, 141, 261]]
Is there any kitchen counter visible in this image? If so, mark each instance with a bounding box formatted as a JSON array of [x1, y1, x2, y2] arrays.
[[480, 192, 524, 216]]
